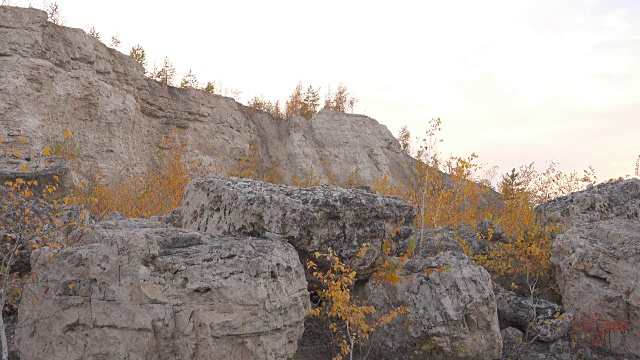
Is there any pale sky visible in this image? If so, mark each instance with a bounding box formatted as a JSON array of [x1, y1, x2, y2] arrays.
[[9, 0, 640, 182]]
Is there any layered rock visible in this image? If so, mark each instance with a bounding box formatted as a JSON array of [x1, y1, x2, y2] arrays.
[[0, 6, 415, 186], [363, 251, 502, 359], [17, 218, 310, 360], [179, 176, 416, 279], [540, 179, 640, 356]]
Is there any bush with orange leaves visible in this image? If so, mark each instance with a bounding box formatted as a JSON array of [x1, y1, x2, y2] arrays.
[[69, 133, 192, 219], [381, 120, 597, 299], [572, 312, 630, 353], [307, 243, 410, 360], [0, 134, 89, 360]]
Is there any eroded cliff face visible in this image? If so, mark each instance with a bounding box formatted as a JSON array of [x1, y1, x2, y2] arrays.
[[0, 6, 415, 185]]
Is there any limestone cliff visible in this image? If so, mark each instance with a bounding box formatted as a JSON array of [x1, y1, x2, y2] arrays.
[[0, 6, 415, 185]]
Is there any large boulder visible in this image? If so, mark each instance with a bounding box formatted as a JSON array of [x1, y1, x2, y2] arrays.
[[179, 176, 416, 279], [363, 251, 502, 359], [17, 217, 310, 360], [540, 179, 640, 356]]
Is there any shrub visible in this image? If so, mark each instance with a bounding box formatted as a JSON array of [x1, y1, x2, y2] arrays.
[[572, 312, 630, 353]]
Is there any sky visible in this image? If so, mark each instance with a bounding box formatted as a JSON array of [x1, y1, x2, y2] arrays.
[[8, 0, 640, 182]]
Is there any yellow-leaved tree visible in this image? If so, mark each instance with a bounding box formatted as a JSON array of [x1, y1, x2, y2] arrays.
[[307, 244, 410, 360], [0, 135, 89, 360]]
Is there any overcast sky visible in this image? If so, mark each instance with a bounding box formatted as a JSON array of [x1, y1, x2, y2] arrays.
[[10, 0, 640, 182]]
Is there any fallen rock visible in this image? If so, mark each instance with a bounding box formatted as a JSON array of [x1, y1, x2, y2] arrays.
[[363, 251, 502, 359], [530, 312, 573, 343], [540, 179, 640, 356], [493, 283, 563, 332], [17, 218, 310, 360], [179, 176, 416, 279], [501, 327, 524, 343]]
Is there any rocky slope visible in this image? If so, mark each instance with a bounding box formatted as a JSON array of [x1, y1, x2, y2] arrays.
[[0, 5, 415, 186]]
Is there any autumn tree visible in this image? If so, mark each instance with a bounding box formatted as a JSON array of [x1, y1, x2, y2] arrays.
[[110, 34, 121, 49], [302, 86, 321, 119], [396, 126, 411, 155], [499, 168, 525, 201], [45, 1, 63, 25], [201, 81, 215, 93], [129, 45, 147, 68], [307, 245, 409, 360], [285, 82, 305, 119], [0, 134, 89, 360], [150, 57, 177, 86], [87, 26, 100, 40], [272, 100, 283, 119], [283, 82, 323, 120], [324, 84, 358, 113], [74, 134, 191, 219], [179, 69, 199, 88], [247, 96, 283, 119]]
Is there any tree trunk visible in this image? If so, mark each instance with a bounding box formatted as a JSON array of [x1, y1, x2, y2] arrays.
[[0, 307, 8, 360]]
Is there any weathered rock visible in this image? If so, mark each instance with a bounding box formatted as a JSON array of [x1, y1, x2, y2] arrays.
[[530, 313, 573, 343], [493, 283, 563, 333], [363, 251, 502, 359], [536, 179, 640, 226], [541, 179, 640, 356], [501, 327, 524, 343], [179, 176, 416, 279], [0, 6, 416, 187], [17, 218, 310, 360]]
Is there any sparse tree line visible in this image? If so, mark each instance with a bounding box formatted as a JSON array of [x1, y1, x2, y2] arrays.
[[84, 23, 358, 119], [4, 1, 359, 120], [248, 82, 358, 120]]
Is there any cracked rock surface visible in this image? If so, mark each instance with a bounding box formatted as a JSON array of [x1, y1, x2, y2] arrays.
[[17, 218, 310, 360], [363, 251, 502, 359], [179, 176, 416, 280], [540, 179, 640, 356]]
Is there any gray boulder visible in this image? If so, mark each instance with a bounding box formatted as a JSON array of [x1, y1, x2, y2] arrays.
[[540, 179, 640, 356], [501, 327, 524, 343], [179, 176, 416, 279], [363, 251, 502, 359], [17, 218, 310, 360]]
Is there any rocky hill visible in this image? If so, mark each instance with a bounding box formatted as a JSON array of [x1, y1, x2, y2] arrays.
[[0, 6, 415, 186]]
